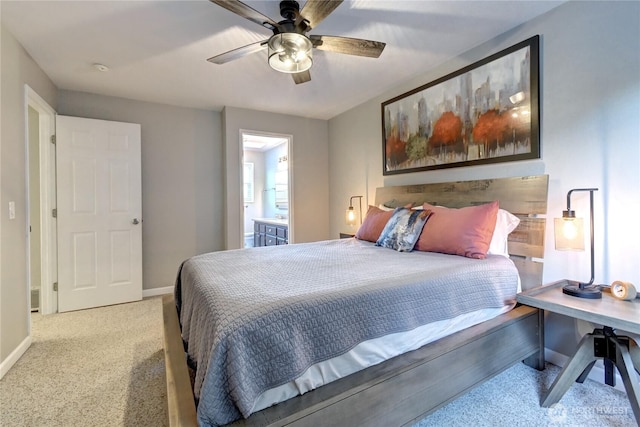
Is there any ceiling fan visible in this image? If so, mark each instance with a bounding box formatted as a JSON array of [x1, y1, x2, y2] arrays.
[[207, 0, 386, 84]]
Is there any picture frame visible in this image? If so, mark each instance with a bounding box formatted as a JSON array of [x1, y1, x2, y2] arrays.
[[381, 35, 540, 175]]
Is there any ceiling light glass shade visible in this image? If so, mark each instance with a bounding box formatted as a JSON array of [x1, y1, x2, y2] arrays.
[[268, 33, 313, 73]]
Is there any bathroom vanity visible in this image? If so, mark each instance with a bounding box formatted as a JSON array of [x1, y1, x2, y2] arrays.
[[253, 218, 288, 247]]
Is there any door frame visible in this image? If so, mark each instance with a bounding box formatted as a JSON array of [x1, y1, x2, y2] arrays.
[[239, 130, 293, 247], [24, 85, 57, 316]]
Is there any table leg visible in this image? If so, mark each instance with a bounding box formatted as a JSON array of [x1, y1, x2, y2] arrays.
[[601, 327, 617, 386], [541, 333, 598, 407], [543, 331, 639, 424], [523, 308, 546, 371], [576, 360, 596, 384], [629, 339, 640, 375], [611, 336, 640, 424]]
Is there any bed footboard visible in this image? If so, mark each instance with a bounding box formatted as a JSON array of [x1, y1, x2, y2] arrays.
[[231, 305, 542, 426], [162, 295, 197, 426], [162, 294, 543, 427]]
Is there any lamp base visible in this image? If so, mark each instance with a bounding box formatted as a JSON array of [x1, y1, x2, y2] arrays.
[[562, 281, 602, 299]]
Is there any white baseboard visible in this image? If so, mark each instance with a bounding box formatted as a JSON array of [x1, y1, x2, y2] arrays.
[[545, 348, 631, 392], [143, 285, 174, 298], [0, 335, 32, 380]]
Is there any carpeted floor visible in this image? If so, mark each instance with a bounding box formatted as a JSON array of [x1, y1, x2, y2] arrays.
[[0, 297, 168, 427], [0, 297, 636, 426], [416, 361, 637, 427]]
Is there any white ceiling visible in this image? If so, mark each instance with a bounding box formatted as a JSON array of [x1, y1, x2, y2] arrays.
[[1, 0, 564, 120]]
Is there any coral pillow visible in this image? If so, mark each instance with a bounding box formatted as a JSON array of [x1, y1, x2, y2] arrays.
[[414, 201, 499, 259], [355, 206, 393, 243]]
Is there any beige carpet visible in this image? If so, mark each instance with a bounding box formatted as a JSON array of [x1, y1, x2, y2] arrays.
[[0, 297, 168, 427], [1, 296, 636, 427]]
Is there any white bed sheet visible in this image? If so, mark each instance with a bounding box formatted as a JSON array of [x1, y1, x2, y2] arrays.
[[251, 303, 514, 413]]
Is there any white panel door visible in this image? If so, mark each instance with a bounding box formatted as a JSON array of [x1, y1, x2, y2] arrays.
[[56, 115, 142, 312]]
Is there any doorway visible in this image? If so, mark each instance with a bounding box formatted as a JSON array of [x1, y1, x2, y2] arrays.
[[241, 131, 291, 248], [24, 87, 143, 314], [25, 86, 57, 316]]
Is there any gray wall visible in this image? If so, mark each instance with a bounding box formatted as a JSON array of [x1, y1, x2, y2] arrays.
[[328, 1, 640, 357], [1, 25, 58, 362], [57, 91, 224, 291]]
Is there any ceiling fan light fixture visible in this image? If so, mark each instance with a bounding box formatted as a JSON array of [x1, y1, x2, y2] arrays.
[[268, 33, 313, 73]]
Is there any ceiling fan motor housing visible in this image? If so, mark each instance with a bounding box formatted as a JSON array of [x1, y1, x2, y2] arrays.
[[279, 0, 300, 21]]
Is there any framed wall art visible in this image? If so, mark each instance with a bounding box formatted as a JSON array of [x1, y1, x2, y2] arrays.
[[382, 35, 540, 175]]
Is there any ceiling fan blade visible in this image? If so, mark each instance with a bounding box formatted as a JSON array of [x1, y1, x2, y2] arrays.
[[207, 40, 268, 64], [292, 70, 311, 84], [310, 35, 386, 58], [297, 0, 343, 30], [209, 0, 280, 31]]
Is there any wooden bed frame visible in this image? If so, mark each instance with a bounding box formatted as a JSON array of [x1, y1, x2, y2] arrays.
[[163, 174, 549, 426]]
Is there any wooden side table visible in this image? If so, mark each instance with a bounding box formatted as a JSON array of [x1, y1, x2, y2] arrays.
[[517, 280, 640, 423], [339, 232, 355, 239]]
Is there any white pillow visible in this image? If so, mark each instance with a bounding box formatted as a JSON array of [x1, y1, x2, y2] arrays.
[[487, 209, 520, 257], [378, 203, 422, 211]]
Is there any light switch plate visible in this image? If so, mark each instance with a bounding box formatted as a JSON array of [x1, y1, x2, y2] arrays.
[[8, 201, 15, 220]]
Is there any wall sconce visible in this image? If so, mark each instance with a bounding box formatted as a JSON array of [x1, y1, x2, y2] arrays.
[[346, 196, 363, 227], [554, 188, 601, 299]]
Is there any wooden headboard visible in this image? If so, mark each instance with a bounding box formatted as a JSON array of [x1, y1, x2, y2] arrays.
[[374, 175, 549, 290]]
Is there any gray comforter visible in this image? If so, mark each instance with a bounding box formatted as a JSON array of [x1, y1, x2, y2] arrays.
[[175, 238, 519, 426]]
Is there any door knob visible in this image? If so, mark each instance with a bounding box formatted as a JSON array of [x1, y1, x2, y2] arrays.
[[132, 218, 140, 225]]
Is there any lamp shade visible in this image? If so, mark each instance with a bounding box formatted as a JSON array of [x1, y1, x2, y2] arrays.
[[268, 33, 313, 74], [345, 195, 363, 227], [554, 217, 585, 251], [346, 207, 357, 227]]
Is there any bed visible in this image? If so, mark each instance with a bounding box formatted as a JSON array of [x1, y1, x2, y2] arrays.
[[163, 174, 549, 427]]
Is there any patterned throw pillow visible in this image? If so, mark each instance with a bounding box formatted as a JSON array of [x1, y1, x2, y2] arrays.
[[376, 208, 432, 252], [355, 203, 416, 243]]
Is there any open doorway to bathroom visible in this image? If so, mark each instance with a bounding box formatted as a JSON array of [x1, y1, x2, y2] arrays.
[[241, 131, 291, 249]]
